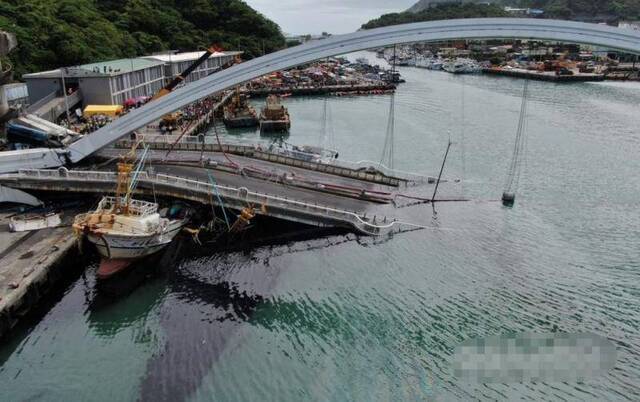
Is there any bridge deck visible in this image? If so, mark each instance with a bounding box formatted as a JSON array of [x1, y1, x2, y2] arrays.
[[0, 169, 429, 235]]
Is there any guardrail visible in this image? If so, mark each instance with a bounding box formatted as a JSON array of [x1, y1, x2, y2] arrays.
[[11, 169, 386, 235]]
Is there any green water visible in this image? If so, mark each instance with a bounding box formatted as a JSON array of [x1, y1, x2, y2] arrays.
[[1, 52, 639, 401]]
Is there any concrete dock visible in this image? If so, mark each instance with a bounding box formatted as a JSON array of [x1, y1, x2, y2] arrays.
[[246, 83, 396, 97], [483, 67, 605, 82], [0, 213, 77, 338]]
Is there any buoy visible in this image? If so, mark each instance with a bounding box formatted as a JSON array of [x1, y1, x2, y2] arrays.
[[502, 192, 516, 207]]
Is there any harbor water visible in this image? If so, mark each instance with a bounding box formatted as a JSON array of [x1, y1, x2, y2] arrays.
[[1, 52, 640, 401]]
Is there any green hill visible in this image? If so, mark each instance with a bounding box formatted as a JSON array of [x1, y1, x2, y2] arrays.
[[0, 0, 285, 78], [506, 1, 640, 19], [361, 3, 508, 30], [362, 0, 640, 30]]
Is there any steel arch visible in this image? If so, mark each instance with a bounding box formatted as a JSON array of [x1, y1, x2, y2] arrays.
[[68, 18, 640, 162]]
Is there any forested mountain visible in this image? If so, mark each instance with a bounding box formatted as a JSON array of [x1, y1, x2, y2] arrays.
[[361, 3, 508, 30], [505, 1, 640, 19], [363, 0, 640, 30], [408, 0, 487, 14], [0, 0, 285, 77]]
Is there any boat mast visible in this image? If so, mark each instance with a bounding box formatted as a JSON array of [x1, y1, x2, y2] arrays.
[[114, 148, 135, 214], [502, 78, 530, 206]]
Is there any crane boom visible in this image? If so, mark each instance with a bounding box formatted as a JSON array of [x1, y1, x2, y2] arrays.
[[151, 45, 223, 101]]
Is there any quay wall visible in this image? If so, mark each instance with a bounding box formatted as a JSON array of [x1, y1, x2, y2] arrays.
[[246, 83, 396, 97], [482, 68, 605, 82], [0, 224, 79, 339]]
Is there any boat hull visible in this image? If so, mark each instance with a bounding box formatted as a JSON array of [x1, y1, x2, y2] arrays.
[[259, 120, 290, 133], [223, 116, 259, 128], [97, 258, 134, 280], [86, 220, 184, 260]]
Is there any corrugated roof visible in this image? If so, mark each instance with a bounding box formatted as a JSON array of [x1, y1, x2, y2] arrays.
[[80, 58, 164, 74]]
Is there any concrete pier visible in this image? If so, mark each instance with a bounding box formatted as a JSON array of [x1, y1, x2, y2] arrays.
[[246, 83, 396, 97], [483, 67, 605, 82], [0, 213, 77, 338]]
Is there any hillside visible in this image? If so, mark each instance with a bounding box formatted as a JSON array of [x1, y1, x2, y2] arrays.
[[506, 1, 640, 19], [363, 0, 640, 29], [408, 0, 487, 14], [361, 3, 508, 30], [0, 0, 285, 78]]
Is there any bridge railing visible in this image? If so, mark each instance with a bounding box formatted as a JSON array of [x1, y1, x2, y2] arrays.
[[14, 169, 385, 235], [153, 173, 383, 235]]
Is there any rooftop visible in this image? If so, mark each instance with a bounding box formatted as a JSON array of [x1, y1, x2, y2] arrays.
[[23, 58, 166, 79], [143, 50, 242, 63]]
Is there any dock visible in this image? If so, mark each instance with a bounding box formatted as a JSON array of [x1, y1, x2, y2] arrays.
[[483, 67, 605, 82], [245, 83, 396, 97], [0, 213, 77, 338]]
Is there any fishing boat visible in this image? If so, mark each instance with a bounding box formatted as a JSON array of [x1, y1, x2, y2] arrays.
[[223, 90, 259, 128], [415, 56, 444, 70], [73, 146, 188, 279], [259, 95, 291, 134], [266, 141, 338, 163], [443, 58, 482, 74]]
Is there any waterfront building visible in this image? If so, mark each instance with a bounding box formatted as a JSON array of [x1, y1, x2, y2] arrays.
[[23, 58, 166, 106], [22, 51, 241, 107], [143, 50, 242, 85]]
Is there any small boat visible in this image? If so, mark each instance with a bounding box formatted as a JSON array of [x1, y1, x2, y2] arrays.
[[73, 148, 188, 279], [259, 95, 291, 134], [443, 58, 482, 74], [10, 212, 62, 232], [266, 141, 338, 163], [223, 90, 259, 128]]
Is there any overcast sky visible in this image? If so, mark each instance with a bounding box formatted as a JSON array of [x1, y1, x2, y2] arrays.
[[244, 0, 416, 35]]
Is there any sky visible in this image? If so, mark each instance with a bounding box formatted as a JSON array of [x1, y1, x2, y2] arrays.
[[244, 0, 416, 35]]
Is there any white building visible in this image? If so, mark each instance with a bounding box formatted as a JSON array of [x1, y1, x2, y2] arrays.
[[23, 50, 242, 107], [618, 21, 640, 31], [143, 51, 242, 84]]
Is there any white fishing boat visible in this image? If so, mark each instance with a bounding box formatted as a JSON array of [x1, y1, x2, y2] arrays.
[[443, 58, 482, 74], [416, 56, 444, 70], [73, 145, 188, 279], [266, 141, 338, 163], [74, 197, 185, 259]]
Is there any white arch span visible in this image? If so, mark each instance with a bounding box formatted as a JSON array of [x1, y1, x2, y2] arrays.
[[61, 18, 640, 162]]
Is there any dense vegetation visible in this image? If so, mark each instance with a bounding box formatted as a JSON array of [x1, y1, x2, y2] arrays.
[[362, 0, 640, 29], [507, 0, 640, 19], [361, 3, 509, 30], [0, 0, 285, 77]]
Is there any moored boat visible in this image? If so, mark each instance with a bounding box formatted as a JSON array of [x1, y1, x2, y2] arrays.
[[259, 95, 291, 134], [73, 197, 187, 279], [443, 58, 482, 74], [223, 90, 259, 128], [73, 147, 188, 279]]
